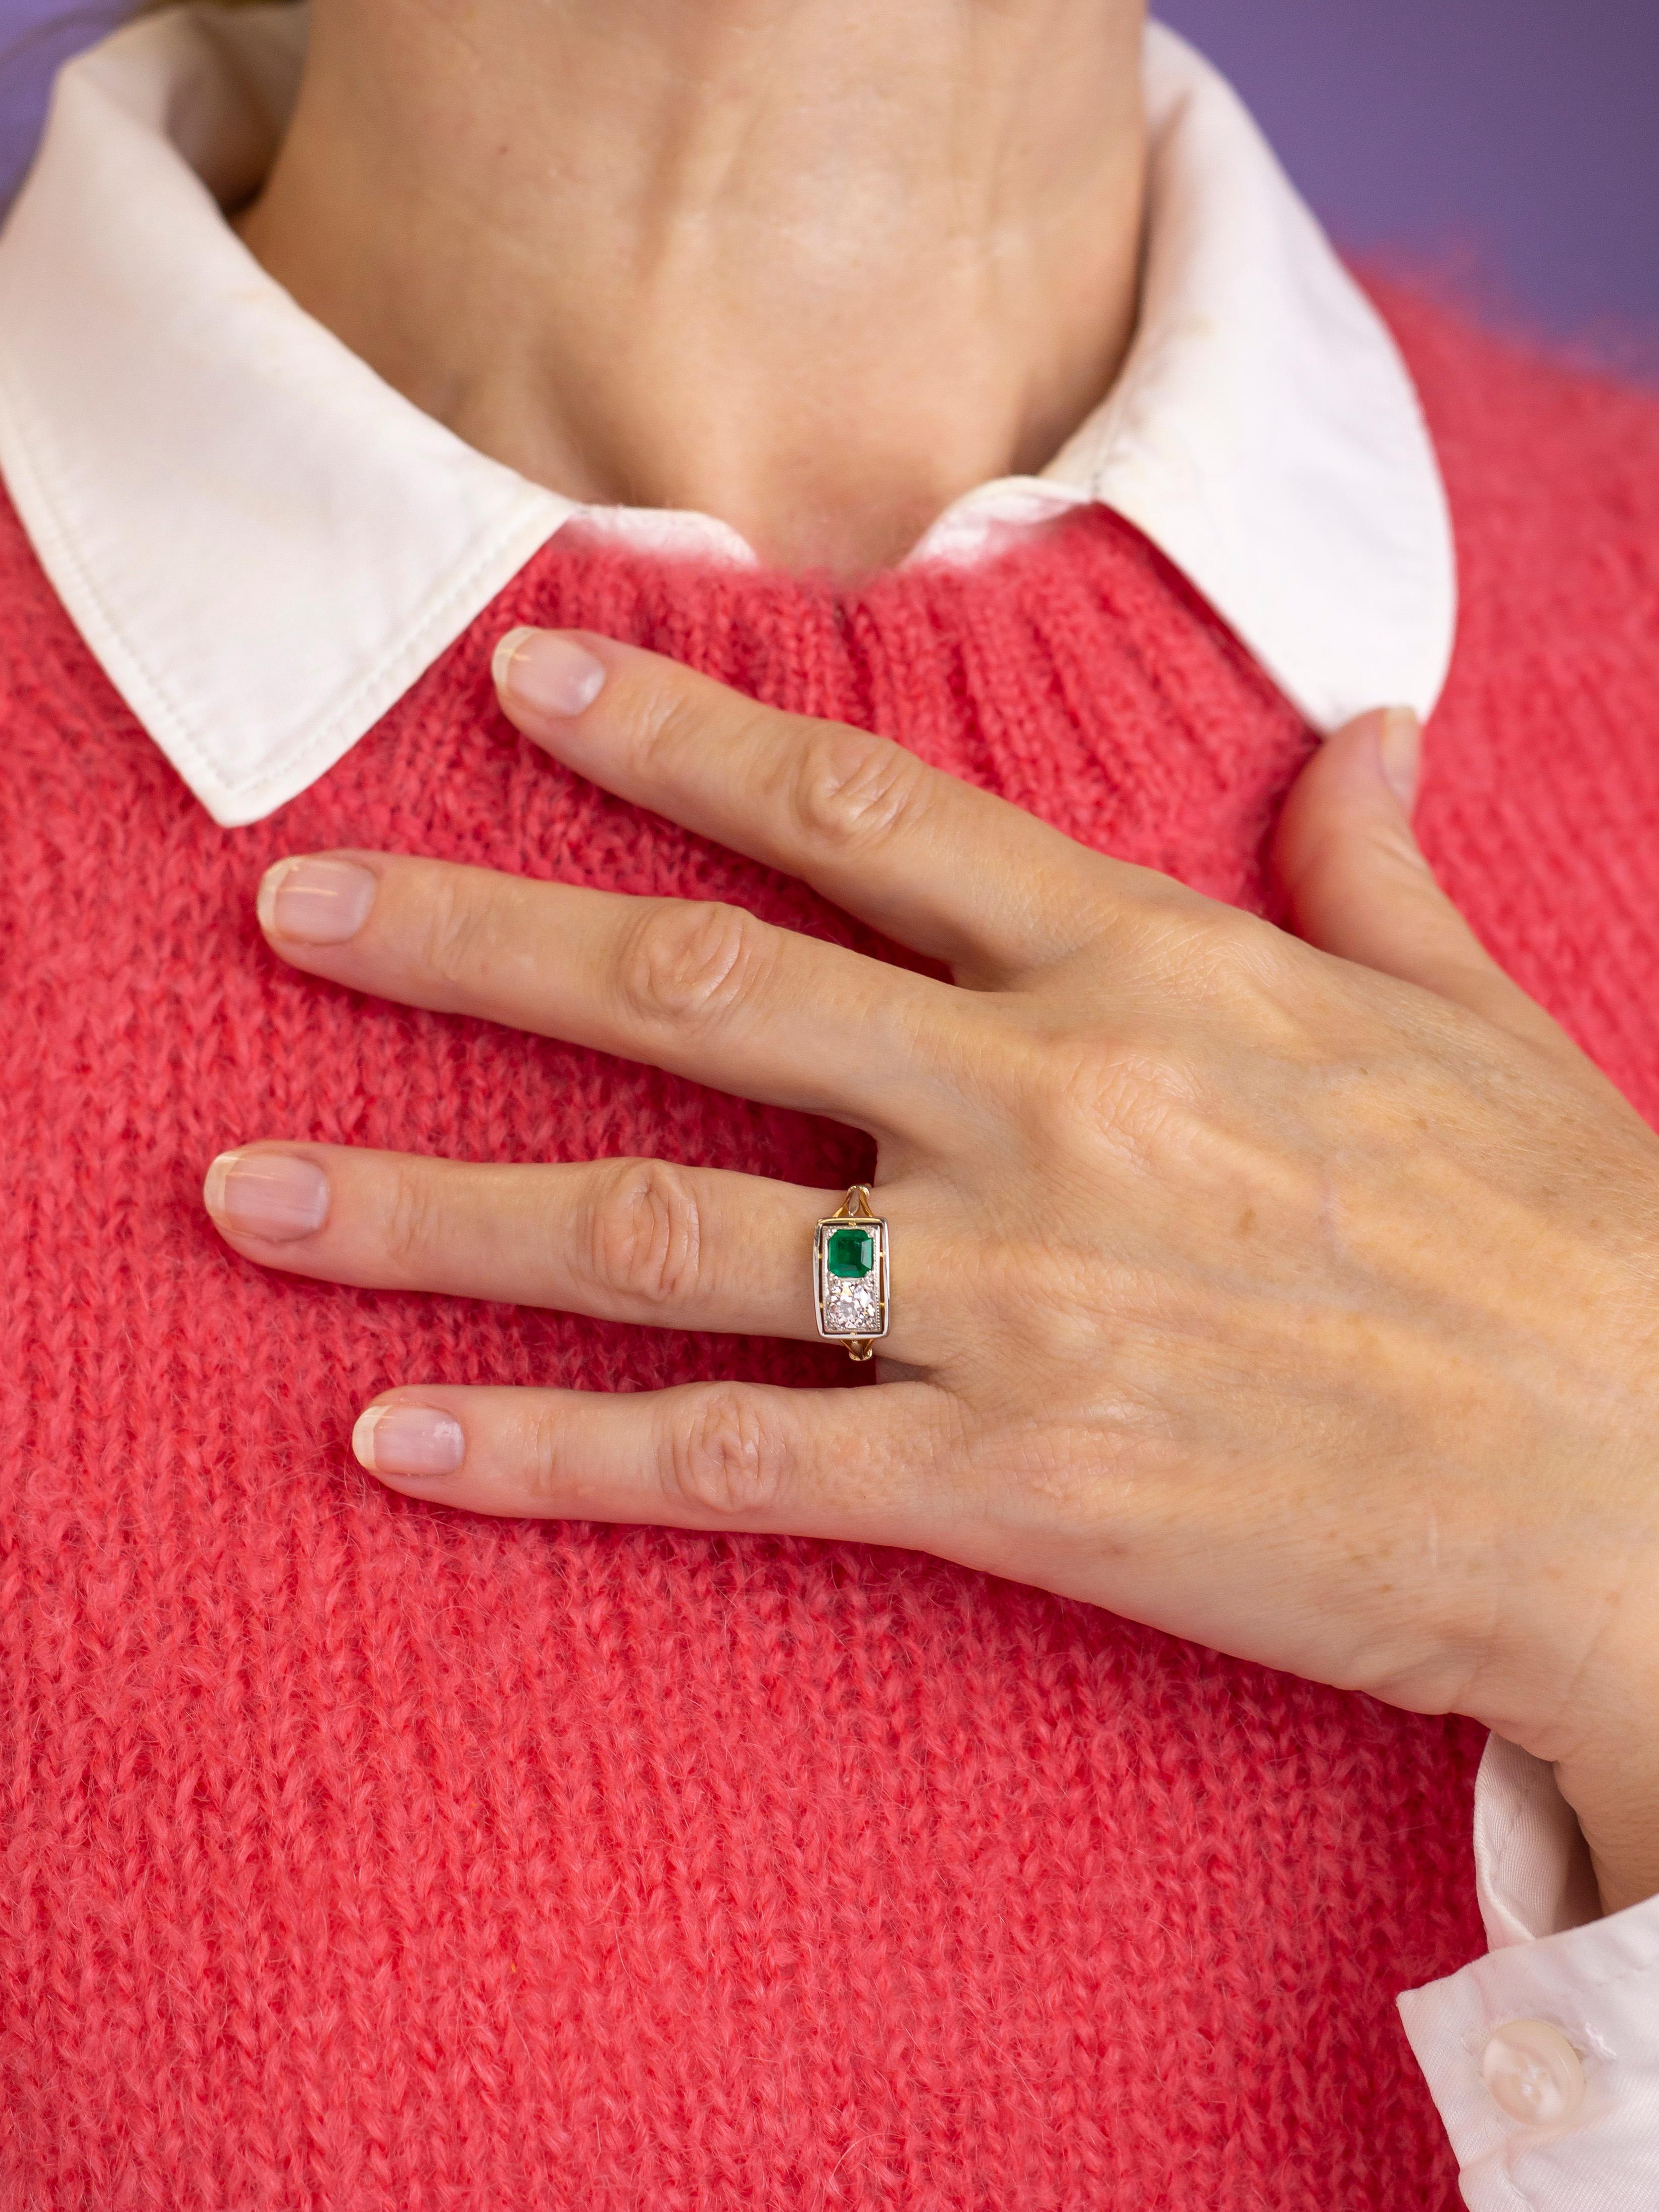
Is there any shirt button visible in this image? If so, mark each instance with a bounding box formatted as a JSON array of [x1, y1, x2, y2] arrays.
[[1481, 2019, 1586, 2126]]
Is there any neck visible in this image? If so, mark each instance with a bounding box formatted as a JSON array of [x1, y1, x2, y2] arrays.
[[238, 0, 1147, 574]]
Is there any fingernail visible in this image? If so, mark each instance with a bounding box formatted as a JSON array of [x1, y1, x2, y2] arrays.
[[1377, 706, 1422, 813], [203, 1149, 329, 1241], [493, 629, 607, 718], [353, 1404, 466, 1478], [258, 856, 378, 944]]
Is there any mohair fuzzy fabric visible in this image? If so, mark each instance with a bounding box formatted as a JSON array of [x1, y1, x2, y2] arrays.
[[1, 288, 1656, 2212]]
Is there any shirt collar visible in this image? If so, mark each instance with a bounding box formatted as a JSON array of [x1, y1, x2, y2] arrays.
[[0, 4, 1455, 828]]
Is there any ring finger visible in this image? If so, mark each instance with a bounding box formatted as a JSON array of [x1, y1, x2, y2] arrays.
[[203, 1143, 942, 1360]]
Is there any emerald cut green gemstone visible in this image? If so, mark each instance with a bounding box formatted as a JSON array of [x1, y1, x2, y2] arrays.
[[826, 1225, 875, 1279]]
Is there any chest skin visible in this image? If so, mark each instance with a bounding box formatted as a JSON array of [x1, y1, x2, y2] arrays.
[[1, 291, 1656, 2208]]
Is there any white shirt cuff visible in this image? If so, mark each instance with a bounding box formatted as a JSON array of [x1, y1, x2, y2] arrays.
[[1398, 1732, 1659, 2209]]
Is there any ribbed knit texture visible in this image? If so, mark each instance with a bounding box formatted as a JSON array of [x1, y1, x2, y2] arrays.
[[1, 289, 1656, 2211]]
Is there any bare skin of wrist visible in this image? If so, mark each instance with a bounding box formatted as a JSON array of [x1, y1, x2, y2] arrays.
[[1534, 1636, 1659, 1913], [203, 635, 1659, 1916]]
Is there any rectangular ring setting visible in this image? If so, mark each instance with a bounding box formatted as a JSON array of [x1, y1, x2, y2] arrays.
[[813, 1209, 890, 1343]]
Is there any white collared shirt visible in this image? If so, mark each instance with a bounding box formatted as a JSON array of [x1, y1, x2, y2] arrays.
[[0, 2, 1457, 825], [2, 10, 1655, 2203]]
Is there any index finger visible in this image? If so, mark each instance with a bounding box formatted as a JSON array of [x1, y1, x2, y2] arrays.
[[492, 628, 1191, 987]]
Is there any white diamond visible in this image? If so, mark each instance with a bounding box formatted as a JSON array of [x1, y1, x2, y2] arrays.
[[824, 1277, 880, 1333]]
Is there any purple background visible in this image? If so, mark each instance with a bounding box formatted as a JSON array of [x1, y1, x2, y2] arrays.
[[3, 0, 1657, 367], [1159, 0, 1659, 374]]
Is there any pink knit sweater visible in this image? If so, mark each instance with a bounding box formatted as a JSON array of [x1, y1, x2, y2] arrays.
[[2, 289, 1657, 2210]]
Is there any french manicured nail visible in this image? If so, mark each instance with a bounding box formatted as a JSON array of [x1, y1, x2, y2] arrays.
[[1377, 705, 1422, 813], [203, 1149, 329, 1241], [352, 1405, 466, 1478], [258, 856, 378, 944], [492, 628, 607, 718]]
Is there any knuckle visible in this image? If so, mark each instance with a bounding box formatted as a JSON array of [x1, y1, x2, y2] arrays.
[[619, 900, 766, 1027], [1159, 899, 1285, 1005], [418, 873, 506, 993], [1015, 1024, 1191, 1160], [663, 1386, 784, 1518], [632, 689, 720, 778], [521, 1407, 569, 1505], [1168, 909, 1318, 1053], [584, 1158, 705, 1309], [380, 1163, 440, 1273], [790, 724, 925, 852]]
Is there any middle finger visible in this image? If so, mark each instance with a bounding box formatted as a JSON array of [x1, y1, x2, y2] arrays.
[[258, 853, 973, 1137]]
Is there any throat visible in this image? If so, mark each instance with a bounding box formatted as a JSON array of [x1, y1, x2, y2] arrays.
[[236, 0, 1148, 575]]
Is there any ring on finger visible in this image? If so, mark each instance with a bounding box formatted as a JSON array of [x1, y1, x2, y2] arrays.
[[813, 1186, 890, 1361]]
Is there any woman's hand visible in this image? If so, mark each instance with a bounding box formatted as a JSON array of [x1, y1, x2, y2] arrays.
[[205, 629, 1659, 1911]]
